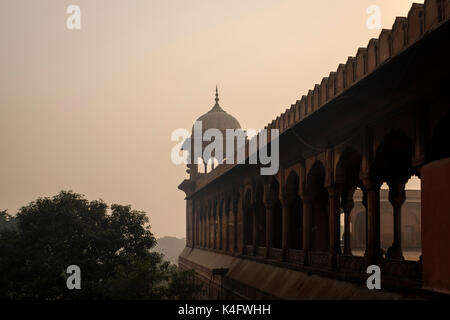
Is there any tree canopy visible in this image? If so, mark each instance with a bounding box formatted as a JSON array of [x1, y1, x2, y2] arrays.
[[0, 191, 199, 300]]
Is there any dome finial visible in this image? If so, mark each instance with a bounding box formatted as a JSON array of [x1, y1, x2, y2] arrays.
[[215, 85, 219, 105]]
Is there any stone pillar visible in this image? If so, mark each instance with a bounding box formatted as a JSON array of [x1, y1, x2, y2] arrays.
[[328, 187, 341, 270], [186, 201, 191, 247], [207, 210, 210, 248], [211, 210, 215, 249], [252, 204, 258, 256], [213, 209, 217, 250], [264, 202, 274, 259], [281, 197, 290, 262], [240, 200, 246, 255], [225, 209, 230, 252], [204, 209, 209, 248], [200, 214, 204, 247], [302, 196, 313, 266], [386, 180, 407, 260], [233, 201, 239, 254], [192, 206, 196, 248], [192, 211, 195, 247], [204, 214, 207, 248], [199, 214, 202, 247], [192, 206, 198, 248], [197, 214, 200, 247], [203, 212, 206, 248], [362, 178, 381, 266], [341, 191, 355, 255], [199, 217, 202, 247], [209, 211, 212, 249], [362, 189, 368, 256], [203, 214, 206, 247], [219, 207, 223, 251]]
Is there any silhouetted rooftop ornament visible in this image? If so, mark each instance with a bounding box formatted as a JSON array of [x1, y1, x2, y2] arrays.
[[193, 86, 241, 131]]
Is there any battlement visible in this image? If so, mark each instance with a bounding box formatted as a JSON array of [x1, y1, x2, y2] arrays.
[[186, 0, 449, 194], [267, 1, 448, 136]]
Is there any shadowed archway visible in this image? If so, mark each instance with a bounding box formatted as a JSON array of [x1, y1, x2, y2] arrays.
[[306, 161, 329, 252]]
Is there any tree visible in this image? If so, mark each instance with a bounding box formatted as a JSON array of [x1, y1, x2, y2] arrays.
[[0, 191, 200, 299], [0, 210, 16, 231]]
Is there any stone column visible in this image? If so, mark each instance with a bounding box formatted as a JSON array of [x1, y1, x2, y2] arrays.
[[233, 202, 239, 254], [225, 208, 230, 252], [186, 201, 190, 248], [362, 178, 381, 266], [240, 200, 246, 255], [209, 211, 212, 249], [203, 214, 206, 247], [218, 207, 223, 251], [328, 187, 341, 270], [192, 207, 196, 248], [281, 197, 291, 262], [204, 214, 207, 248], [211, 210, 215, 249], [302, 196, 313, 266], [362, 189, 368, 256], [199, 214, 202, 247], [207, 210, 210, 248], [213, 209, 217, 250], [264, 202, 274, 259], [386, 180, 407, 260], [252, 204, 258, 256], [207, 211, 211, 249], [341, 191, 354, 255], [197, 214, 200, 247], [192, 211, 195, 247], [200, 214, 204, 247]]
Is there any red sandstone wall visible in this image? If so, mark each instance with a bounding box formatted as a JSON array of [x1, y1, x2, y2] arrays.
[[421, 158, 450, 294]]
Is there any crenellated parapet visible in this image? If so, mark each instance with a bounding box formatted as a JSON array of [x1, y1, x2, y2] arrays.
[[260, 0, 448, 137]]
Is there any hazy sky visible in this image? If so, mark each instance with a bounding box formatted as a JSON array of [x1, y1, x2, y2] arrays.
[[0, 0, 422, 238]]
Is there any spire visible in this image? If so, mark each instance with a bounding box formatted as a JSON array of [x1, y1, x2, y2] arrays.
[[210, 85, 224, 112], [215, 85, 219, 105]]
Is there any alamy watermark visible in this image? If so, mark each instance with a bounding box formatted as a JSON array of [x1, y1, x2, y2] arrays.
[[367, 5, 382, 30], [171, 121, 280, 176], [66, 5, 81, 30], [366, 265, 381, 290], [66, 265, 81, 290]]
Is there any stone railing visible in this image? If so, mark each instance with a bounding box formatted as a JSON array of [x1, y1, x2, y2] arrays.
[[186, 245, 422, 289], [339, 255, 366, 274], [256, 246, 267, 258], [287, 249, 305, 265], [309, 251, 330, 269], [269, 248, 283, 261], [244, 245, 254, 256], [382, 258, 422, 280]]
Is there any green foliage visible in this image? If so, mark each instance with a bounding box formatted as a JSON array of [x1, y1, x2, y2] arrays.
[[0, 191, 199, 300], [0, 210, 17, 231]]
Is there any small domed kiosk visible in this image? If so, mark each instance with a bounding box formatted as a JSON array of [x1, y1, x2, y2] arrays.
[[187, 87, 242, 175]]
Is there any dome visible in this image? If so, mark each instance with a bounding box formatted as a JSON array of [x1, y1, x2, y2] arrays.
[[193, 87, 241, 132]]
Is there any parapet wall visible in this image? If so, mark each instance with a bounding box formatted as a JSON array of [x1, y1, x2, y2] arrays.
[[180, 247, 407, 300], [266, 0, 448, 136]]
